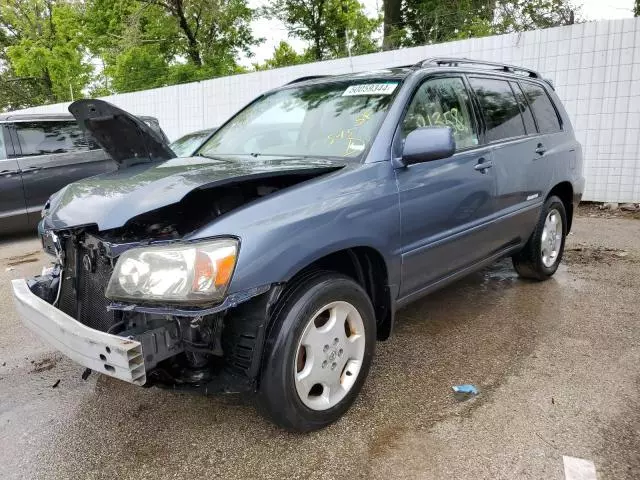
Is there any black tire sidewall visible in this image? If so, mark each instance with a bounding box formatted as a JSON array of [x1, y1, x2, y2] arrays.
[[258, 274, 376, 431], [531, 196, 567, 276]]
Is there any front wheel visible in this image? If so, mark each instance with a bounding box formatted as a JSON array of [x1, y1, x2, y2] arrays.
[[257, 272, 376, 432], [512, 195, 567, 280]]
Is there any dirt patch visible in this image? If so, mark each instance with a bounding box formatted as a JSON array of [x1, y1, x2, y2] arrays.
[[30, 357, 57, 374], [577, 202, 640, 220], [3, 250, 41, 267], [564, 244, 637, 266]]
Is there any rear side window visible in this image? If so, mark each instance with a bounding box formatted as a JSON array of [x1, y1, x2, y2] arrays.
[[520, 82, 562, 134], [468, 77, 525, 142], [511, 82, 537, 135], [14, 121, 88, 157]]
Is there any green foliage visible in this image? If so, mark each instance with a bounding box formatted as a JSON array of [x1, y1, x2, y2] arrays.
[[254, 41, 312, 70], [633, 0, 639, 16], [86, 0, 259, 93], [403, 0, 495, 45], [493, 0, 579, 33], [0, 0, 93, 109], [0, 0, 586, 111], [383, 0, 580, 47], [265, 0, 380, 61]]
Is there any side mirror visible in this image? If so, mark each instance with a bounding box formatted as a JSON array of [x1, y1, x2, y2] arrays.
[[401, 127, 456, 166]]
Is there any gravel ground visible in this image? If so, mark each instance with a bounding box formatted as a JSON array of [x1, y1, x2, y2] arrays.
[[0, 215, 639, 480]]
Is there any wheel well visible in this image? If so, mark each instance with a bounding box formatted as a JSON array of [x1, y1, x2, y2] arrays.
[[288, 247, 393, 340], [548, 182, 574, 232]]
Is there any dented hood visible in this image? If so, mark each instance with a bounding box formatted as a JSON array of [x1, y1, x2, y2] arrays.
[[43, 156, 346, 231], [69, 99, 175, 165]]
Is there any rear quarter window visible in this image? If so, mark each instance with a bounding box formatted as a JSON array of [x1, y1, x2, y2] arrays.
[[520, 82, 562, 134], [15, 121, 89, 156], [468, 77, 526, 142], [0, 127, 7, 160]]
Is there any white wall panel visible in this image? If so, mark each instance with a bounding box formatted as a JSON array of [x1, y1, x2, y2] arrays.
[[9, 18, 640, 202]]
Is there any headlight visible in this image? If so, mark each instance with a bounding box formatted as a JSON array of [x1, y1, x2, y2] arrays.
[[105, 238, 238, 304]]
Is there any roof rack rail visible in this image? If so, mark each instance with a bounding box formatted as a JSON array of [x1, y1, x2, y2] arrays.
[[415, 57, 542, 79], [286, 75, 328, 85]]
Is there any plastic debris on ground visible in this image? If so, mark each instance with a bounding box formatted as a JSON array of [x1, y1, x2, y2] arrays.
[[452, 384, 479, 400]]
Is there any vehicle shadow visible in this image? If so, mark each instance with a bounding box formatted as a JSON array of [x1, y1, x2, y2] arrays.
[[30, 258, 558, 479]]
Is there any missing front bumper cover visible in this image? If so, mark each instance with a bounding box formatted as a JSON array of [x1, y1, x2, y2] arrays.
[[11, 278, 147, 385]]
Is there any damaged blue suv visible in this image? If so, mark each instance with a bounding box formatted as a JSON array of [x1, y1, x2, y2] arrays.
[[12, 58, 583, 431]]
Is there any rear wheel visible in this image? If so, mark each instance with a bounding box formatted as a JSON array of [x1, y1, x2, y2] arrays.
[[257, 272, 376, 432], [512, 195, 567, 280]]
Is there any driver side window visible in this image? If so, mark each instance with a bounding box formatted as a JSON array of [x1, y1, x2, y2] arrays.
[[402, 77, 479, 151]]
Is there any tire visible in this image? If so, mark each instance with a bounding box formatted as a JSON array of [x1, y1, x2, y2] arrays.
[[512, 195, 567, 280], [256, 272, 376, 432]]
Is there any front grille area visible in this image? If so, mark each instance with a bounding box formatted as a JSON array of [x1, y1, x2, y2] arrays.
[[58, 239, 118, 332]]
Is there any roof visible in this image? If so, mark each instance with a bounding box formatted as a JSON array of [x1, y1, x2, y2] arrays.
[[0, 112, 75, 122], [283, 58, 553, 89]]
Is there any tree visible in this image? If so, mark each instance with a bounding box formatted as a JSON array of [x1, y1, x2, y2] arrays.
[[493, 0, 578, 33], [84, 0, 260, 93], [84, 0, 181, 94], [144, 0, 259, 74], [0, 0, 93, 108], [388, 0, 579, 48], [403, 0, 495, 45], [382, 0, 402, 50], [633, 0, 639, 16], [254, 41, 311, 70], [265, 0, 380, 61]]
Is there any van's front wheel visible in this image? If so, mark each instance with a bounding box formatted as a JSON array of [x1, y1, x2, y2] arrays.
[[257, 273, 376, 432], [513, 195, 567, 280]]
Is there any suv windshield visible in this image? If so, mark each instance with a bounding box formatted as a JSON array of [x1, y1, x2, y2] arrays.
[[198, 80, 400, 159]]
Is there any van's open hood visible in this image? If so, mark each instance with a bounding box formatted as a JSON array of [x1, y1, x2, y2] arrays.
[[69, 99, 175, 166]]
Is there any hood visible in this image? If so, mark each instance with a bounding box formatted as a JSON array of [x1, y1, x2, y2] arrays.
[[44, 156, 347, 231], [69, 99, 175, 166]]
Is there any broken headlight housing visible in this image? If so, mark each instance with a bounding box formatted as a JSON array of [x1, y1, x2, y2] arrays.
[[105, 238, 238, 304]]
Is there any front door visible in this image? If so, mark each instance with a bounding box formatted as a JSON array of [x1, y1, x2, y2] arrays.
[[395, 75, 498, 298]]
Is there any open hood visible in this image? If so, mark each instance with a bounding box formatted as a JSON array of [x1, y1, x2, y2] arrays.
[[69, 99, 175, 167]]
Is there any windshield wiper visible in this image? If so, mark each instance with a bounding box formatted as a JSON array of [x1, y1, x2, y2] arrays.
[[200, 152, 347, 161]]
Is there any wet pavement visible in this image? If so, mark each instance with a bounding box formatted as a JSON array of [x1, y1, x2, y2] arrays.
[[1, 215, 639, 479]]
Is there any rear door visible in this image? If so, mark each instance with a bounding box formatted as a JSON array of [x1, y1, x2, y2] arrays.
[[467, 76, 541, 248], [519, 80, 566, 199], [11, 120, 111, 227], [0, 124, 28, 233], [395, 75, 497, 298]]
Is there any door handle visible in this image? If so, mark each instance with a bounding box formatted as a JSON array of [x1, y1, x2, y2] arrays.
[[20, 166, 42, 173], [474, 159, 493, 172], [0, 169, 19, 176], [535, 144, 546, 155]]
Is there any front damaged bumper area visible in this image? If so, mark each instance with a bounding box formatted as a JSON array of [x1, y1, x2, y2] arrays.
[[11, 279, 146, 385]]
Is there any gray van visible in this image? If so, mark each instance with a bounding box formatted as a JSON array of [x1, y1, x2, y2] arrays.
[[12, 58, 584, 431], [0, 113, 167, 234]]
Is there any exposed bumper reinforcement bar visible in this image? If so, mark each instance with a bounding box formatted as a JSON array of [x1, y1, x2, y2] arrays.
[[11, 279, 146, 385]]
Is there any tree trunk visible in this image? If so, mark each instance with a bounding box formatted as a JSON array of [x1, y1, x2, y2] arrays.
[[169, 0, 202, 66], [42, 69, 55, 102], [382, 0, 403, 51], [336, 0, 347, 56]]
